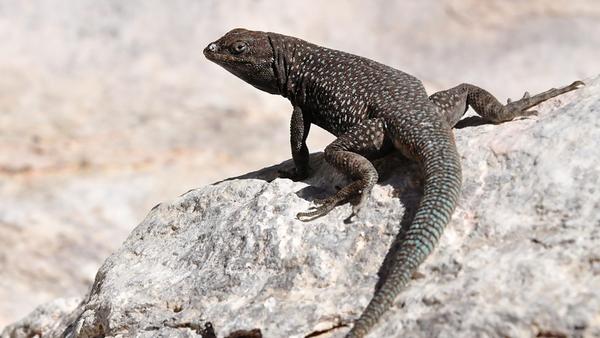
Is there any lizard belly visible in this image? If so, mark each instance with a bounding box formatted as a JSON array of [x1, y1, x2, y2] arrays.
[[304, 100, 369, 136]]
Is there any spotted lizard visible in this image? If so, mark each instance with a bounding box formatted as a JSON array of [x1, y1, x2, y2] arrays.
[[203, 28, 583, 338]]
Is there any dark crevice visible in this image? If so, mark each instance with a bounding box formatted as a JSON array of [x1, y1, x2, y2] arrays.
[[163, 320, 207, 336], [536, 329, 568, 338], [224, 328, 263, 338], [304, 322, 348, 337]]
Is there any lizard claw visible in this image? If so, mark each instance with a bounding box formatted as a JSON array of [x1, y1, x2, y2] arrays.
[[512, 109, 538, 120], [570, 80, 585, 89], [296, 201, 338, 222], [344, 195, 368, 223], [344, 208, 361, 224], [508, 91, 530, 104], [296, 190, 349, 221]]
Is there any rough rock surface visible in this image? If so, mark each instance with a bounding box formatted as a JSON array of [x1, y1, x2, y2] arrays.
[[3, 77, 599, 337], [0, 298, 81, 338], [3, 1, 600, 326]]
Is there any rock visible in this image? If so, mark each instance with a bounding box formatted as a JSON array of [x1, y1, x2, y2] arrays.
[[0, 298, 81, 338], [4, 75, 599, 338]]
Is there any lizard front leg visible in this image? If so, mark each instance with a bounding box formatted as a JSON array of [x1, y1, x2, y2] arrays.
[[429, 80, 584, 126], [279, 106, 311, 181]]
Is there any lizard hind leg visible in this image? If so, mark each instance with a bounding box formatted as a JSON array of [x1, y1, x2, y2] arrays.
[[296, 119, 388, 222], [430, 80, 584, 126]]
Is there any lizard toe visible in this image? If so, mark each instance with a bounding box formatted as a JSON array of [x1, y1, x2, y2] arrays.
[[520, 109, 538, 117], [296, 200, 338, 222], [570, 80, 585, 89]]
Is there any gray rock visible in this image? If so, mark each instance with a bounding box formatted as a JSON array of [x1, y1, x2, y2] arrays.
[[3, 77, 599, 337], [0, 298, 81, 338]]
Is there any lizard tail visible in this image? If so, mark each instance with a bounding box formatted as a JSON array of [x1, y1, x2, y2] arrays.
[[346, 130, 462, 338]]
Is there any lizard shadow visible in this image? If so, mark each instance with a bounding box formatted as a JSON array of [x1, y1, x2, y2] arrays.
[[369, 154, 424, 292], [455, 115, 538, 129], [454, 116, 492, 129]]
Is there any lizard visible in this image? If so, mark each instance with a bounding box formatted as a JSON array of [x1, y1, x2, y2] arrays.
[[203, 28, 583, 338]]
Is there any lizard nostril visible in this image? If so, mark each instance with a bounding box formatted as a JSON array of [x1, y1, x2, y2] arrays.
[[208, 43, 218, 52]]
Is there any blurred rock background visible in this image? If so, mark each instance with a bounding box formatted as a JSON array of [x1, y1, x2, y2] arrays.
[[0, 0, 599, 328]]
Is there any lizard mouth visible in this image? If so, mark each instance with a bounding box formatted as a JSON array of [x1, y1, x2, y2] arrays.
[[203, 43, 221, 61]]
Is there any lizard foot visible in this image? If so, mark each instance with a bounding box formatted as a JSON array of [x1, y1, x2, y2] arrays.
[[296, 199, 339, 222], [296, 186, 355, 221], [278, 167, 310, 181], [505, 80, 585, 118], [297, 183, 372, 222]]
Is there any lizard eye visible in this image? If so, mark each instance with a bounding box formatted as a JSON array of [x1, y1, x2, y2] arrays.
[[231, 41, 248, 55]]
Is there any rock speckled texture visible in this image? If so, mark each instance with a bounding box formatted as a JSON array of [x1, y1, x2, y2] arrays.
[[3, 76, 599, 337]]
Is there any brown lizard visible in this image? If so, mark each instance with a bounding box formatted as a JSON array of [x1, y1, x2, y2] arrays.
[[204, 28, 583, 337]]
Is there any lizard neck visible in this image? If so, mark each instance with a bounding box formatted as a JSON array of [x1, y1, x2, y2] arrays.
[[268, 33, 311, 105]]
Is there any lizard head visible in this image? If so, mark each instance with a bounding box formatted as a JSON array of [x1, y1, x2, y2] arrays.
[[204, 28, 280, 94]]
